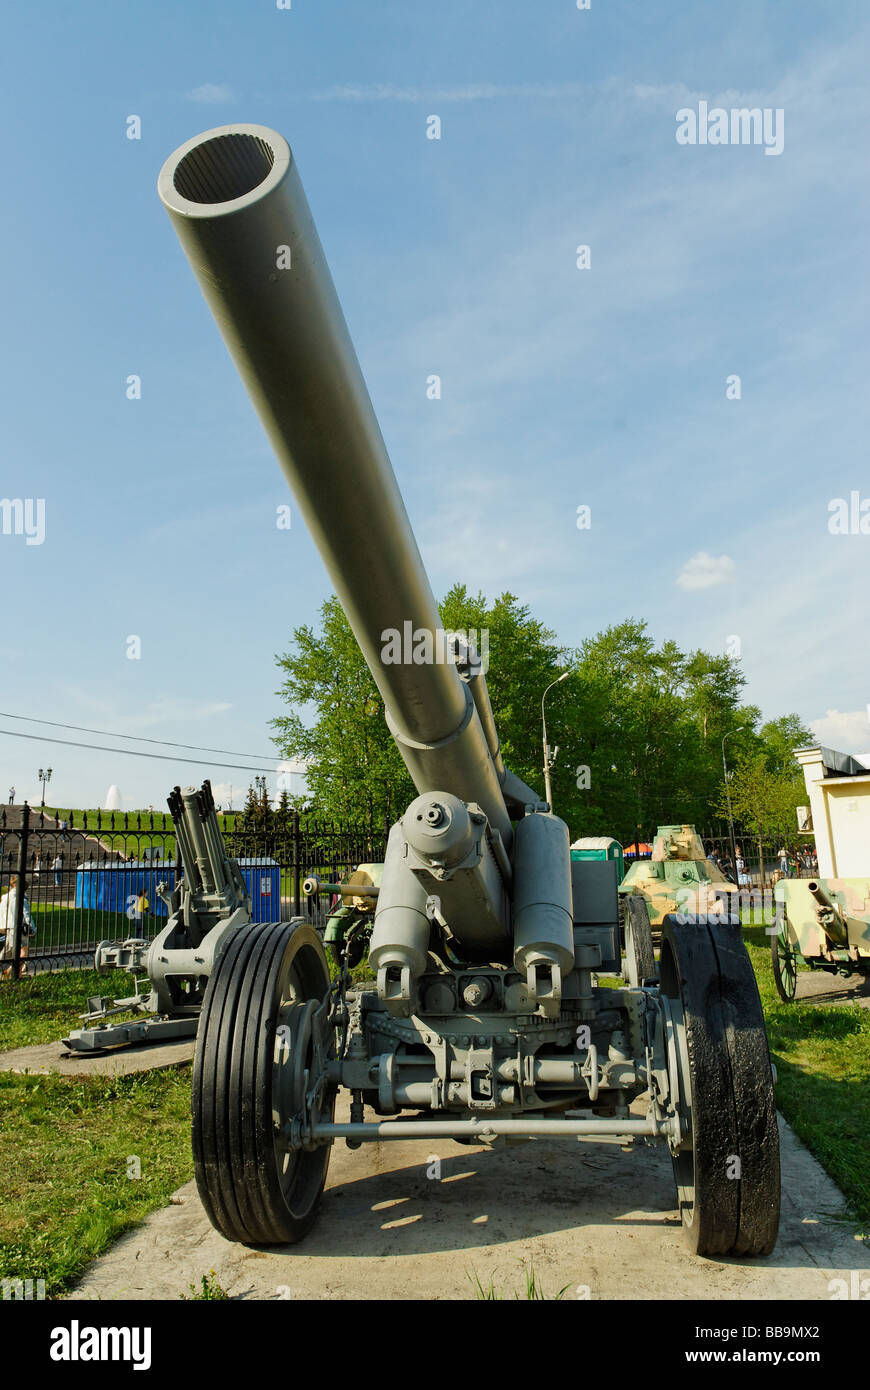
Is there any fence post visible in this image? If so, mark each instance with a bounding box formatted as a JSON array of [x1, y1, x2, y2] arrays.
[[292, 809, 301, 917], [10, 803, 30, 981]]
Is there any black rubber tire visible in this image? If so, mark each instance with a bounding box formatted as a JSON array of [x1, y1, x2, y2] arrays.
[[624, 896, 657, 986], [771, 924, 798, 1002], [659, 914, 780, 1257], [192, 920, 334, 1246]]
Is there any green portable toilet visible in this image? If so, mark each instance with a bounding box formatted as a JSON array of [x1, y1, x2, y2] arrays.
[[570, 836, 625, 883]]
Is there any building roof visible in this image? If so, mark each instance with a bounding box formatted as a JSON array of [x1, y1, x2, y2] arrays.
[[795, 745, 870, 777]]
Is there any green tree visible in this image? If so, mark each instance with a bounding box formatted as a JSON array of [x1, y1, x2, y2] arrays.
[[550, 620, 755, 842], [271, 587, 563, 824], [717, 749, 809, 881], [271, 596, 412, 825], [758, 714, 814, 776], [240, 782, 259, 832], [274, 786, 293, 838], [271, 595, 812, 848]]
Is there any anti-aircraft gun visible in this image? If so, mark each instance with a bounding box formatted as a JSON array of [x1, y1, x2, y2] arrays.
[[158, 124, 780, 1256], [63, 782, 251, 1051]]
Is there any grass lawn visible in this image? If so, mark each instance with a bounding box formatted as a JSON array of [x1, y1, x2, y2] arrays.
[[0, 968, 140, 1050], [0, 969, 195, 1297], [37, 805, 245, 859], [0, 1067, 193, 1297], [28, 906, 147, 956], [742, 921, 870, 1229]]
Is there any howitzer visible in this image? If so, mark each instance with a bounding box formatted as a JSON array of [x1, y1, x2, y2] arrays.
[[63, 782, 251, 1051], [158, 124, 780, 1256], [772, 875, 870, 1001]]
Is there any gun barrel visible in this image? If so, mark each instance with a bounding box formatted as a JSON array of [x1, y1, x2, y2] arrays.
[[807, 880, 848, 946], [159, 125, 511, 840], [303, 876, 379, 899]]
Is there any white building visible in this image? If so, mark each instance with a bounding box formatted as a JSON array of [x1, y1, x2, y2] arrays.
[[795, 746, 870, 878]]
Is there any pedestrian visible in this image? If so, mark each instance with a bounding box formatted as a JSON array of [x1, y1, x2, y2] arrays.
[[736, 851, 749, 888], [777, 846, 789, 879], [0, 875, 36, 978], [8, 787, 14, 805], [52, 852, 63, 888]]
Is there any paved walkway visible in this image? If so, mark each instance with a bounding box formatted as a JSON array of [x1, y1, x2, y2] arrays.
[[0, 1038, 195, 1077], [69, 1094, 867, 1302], [796, 970, 870, 1009]]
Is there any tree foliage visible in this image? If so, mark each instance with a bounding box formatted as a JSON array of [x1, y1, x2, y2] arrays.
[[715, 714, 813, 839], [271, 591, 812, 843]]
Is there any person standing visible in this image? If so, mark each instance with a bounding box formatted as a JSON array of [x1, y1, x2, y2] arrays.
[[52, 852, 63, 889], [0, 876, 36, 978], [778, 846, 789, 879], [7, 787, 14, 805]]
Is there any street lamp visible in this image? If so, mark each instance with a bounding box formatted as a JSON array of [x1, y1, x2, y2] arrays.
[[721, 729, 745, 884], [38, 767, 52, 807], [541, 672, 571, 810]]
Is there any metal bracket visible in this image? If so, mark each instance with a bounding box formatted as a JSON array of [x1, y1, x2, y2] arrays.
[[466, 1048, 498, 1109]]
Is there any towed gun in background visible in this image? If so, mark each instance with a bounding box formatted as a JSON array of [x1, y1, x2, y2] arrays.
[[63, 782, 251, 1051]]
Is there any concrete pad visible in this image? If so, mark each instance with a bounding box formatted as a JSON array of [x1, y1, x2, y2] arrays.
[[0, 1038, 195, 1077], [68, 1095, 868, 1302], [795, 971, 870, 1009]]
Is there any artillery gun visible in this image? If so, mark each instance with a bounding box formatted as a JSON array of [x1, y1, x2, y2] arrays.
[[771, 745, 870, 1001], [771, 878, 870, 1002], [302, 867, 381, 969], [63, 782, 251, 1051], [158, 123, 780, 1256]]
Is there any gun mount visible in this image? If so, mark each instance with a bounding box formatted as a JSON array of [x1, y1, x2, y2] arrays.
[[62, 782, 251, 1051], [158, 123, 780, 1256]]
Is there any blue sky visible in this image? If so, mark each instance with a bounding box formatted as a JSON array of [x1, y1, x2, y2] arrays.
[[1, 1, 868, 811]]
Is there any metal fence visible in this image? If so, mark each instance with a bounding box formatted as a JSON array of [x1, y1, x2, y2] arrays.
[[697, 829, 818, 888], [0, 803, 388, 979], [0, 802, 819, 979], [625, 824, 818, 888]]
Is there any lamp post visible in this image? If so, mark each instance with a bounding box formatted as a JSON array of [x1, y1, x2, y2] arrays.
[[721, 728, 745, 885], [541, 672, 571, 810], [38, 767, 52, 807]]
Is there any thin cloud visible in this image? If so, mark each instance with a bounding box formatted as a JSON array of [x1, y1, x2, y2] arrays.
[[187, 83, 234, 104], [675, 552, 735, 591], [306, 82, 588, 104], [810, 708, 870, 754]]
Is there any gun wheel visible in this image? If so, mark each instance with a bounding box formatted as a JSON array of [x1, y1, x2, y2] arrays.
[[624, 896, 656, 986], [771, 923, 798, 1002], [328, 935, 366, 970], [192, 919, 335, 1246], [660, 915, 780, 1257]]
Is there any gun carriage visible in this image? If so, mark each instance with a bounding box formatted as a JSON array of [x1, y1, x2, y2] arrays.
[[771, 878, 870, 1002], [156, 124, 780, 1256]]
